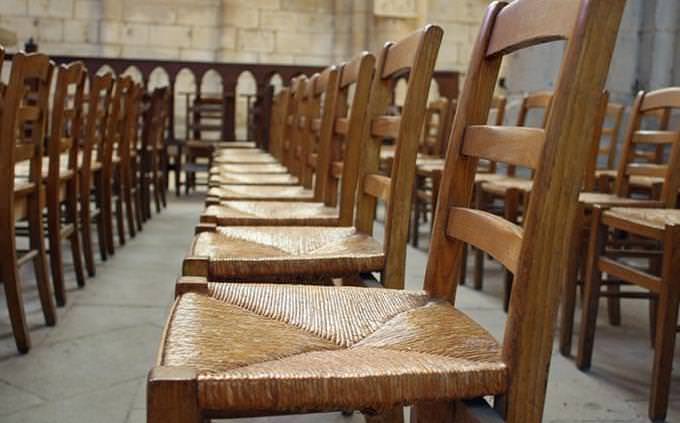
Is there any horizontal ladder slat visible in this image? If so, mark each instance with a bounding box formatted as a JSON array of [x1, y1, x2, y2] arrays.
[[371, 116, 401, 139], [462, 125, 544, 170], [598, 257, 661, 293], [633, 130, 679, 145], [15, 144, 35, 162], [334, 117, 349, 135], [625, 163, 666, 178], [363, 173, 391, 203], [446, 207, 523, 274]]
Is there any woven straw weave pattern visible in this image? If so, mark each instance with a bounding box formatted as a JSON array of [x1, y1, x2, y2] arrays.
[[605, 207, 680, 230], [203, 202, 338, 226], [193, 227, 384, 278], [209, 173, 299, 185], [210, 163, 288, 174], [208, 185, 314, 201], [578, 192, 661, 206], [160, 286, 507, 412]]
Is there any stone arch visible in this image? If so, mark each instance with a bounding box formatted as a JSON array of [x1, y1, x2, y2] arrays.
[[235, 70, 257, 140]]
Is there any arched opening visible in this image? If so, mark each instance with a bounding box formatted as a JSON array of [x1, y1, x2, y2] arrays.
[[148, 67, 170, 90], [235, 70, 256, 141], [197, 69, 223, 141], [123, 65, 143, 84], [268, 73, 283, 95], [174, 68, 197, 140]]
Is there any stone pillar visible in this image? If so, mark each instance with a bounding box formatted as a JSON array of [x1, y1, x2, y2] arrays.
[[649, 0, 679, 89]]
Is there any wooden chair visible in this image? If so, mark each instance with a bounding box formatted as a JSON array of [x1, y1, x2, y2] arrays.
[[149, 2, 625, 421], [43, 61, 87, 305], [1, 51, 57, 353], [577, 204, 680, 421], [472, 91, 552, 307], [574, 90, 680, 419], [559, 88, 680, 357], [182, 26, 443, 289], [82, 72, 115, 265], [199, 53, 374, 227]]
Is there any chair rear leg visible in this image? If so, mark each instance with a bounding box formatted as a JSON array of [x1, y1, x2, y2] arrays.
[[47, 195, 66, 306], [80, 199, 96, 276], [0, 228, 33, 353], [67, 184, 85, 287], [27, 194, 57, 323], [123, 170, 136, 238]]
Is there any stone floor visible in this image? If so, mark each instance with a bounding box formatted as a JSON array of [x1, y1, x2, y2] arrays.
[[0, 193, 678, 422]]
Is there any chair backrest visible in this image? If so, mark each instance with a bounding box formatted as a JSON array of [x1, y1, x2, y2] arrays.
[[614, 87, 680, 207], [421, 97, 452, 157], [107, 76, 134, 171], [282, 76, 306, 173], [479, 95, 507, 173], [601, 101, 625, 168], [47, 61, 86, 199], [353, 25, 443, 289], [423, 1, 625, 421], [82, 72, 114, 190], [303, 66, 342, 201], [325, 52, 375, 225], [267, 87, 290, 160], [506, 90, 553, 176], [583, 91, 623, 191], [1, 52, 53, 199]]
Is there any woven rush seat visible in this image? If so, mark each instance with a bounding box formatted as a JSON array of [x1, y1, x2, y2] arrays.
[[214, 141, 257, 149], [213, 150, 278, 165], [208, 185, 314, 202], [209, 173, 299, 186], [481, 176, 533, 195], [201, 201, 339, 226], [189, 226, 384, 279], [604, 207, 680, 230], [210, 163, 289, 174], [159, 285, 507, 412], [577, 192, 662, 207]]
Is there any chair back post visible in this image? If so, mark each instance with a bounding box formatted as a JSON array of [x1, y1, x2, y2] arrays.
[[335, 52, 376, 225], [354, 25, 443, 289], [423, 1, 625, 421], [312, 66, 340, 203], [484, 95, 507, 173]]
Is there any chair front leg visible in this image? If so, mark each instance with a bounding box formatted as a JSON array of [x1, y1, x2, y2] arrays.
[[576, 207, 607, 370]]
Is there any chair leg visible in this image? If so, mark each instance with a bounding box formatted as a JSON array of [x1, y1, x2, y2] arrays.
[[80, 189, 96, 276], [26, 192, 57, 326], [0, 226, 33, 353], [410, 185, 420, 248], [123, 170, 136, 238], [606, 282, 622, 326], [459, 244, 468, 286], [113, 168, 126, 246], [101, 171, 116, 255], [473, 187, 485, 290], [576, 207, 607, 370], [559, 206, 585, 357], [67, 183, 85, 288], [147, 367, 202, 423], [648, 228, 680, 421], [47, 193, 66, 307]]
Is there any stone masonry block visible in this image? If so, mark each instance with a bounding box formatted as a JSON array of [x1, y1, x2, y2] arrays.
[[237, 29, 275, 53], [148, 25, 192, 48]]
